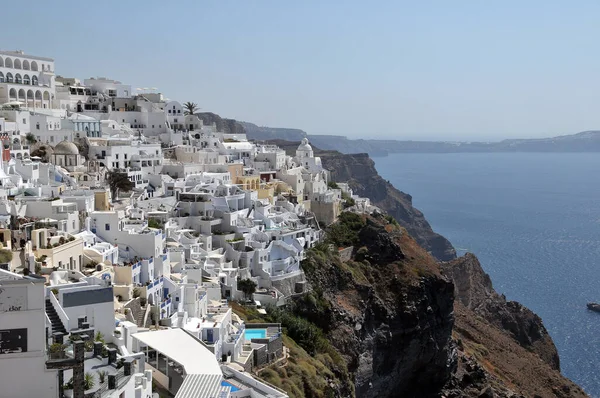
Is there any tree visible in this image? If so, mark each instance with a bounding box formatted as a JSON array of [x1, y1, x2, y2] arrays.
[[237, 278, 257, 301], [30, 145, 48, 162], [105, 171, 134, 201], [183, 102, 199, 116], [25, 133, 37, 144]]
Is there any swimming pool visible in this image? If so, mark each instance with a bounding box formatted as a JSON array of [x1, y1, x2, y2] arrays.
[[244, 328, 267, 340], [221, 380, 240, 392]]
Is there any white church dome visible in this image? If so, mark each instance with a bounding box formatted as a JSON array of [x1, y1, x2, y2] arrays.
[[53, 141, 79, 155], [298, 138, 312, 152]]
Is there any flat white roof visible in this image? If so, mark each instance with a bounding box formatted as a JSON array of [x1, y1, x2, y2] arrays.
[[133, 328, 221, 375]]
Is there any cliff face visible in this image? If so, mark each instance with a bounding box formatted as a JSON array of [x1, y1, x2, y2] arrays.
[[299, 215, 586, 398], [441, 253, 560, 370], [319, 152, 457, 261], [300, 214, 457, 397], [196, 112, 246, 135]]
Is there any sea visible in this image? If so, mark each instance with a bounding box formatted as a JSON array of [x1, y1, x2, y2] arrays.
[[373, 152, 600, 397]]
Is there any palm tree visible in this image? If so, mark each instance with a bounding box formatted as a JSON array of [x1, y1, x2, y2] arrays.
[[183, 102, 199, 115]]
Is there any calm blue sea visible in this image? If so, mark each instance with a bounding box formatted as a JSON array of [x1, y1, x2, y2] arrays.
[[374, 152, 600, 397]]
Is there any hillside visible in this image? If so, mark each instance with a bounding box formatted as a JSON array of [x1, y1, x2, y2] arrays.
[[250, 213, 586, 397]]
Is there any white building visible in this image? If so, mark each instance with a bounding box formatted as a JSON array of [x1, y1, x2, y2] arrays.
[[0, 50, 57, 110]]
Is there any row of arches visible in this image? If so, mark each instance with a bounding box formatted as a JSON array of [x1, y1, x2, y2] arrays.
[[0, 57, 50, 72], [8, 88, 51, 102], [0, 72, 39, 85]]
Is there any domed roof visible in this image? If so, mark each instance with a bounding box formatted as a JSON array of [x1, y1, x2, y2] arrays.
[[298, 138, 312, 151], [54, 141, 79, 155]]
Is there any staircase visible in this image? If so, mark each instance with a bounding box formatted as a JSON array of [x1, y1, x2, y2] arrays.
[[136, 306, 146, 327], [45, 298, 67, 335]]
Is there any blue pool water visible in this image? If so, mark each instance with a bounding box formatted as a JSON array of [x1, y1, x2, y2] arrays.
[[221, 380, 240, 391], [245, 329, 267, 340], [374, 152, 600, 397]]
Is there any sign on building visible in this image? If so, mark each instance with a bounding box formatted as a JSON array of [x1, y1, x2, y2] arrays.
[[0, 286, 28, 312]]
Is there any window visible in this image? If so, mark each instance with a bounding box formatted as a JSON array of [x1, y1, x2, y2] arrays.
[[105, 223, 110, 231], [36, 123, 40, 130], [22, 119, 26, 124], [124, 154, 127, 159], [115, 154, 119, 159]]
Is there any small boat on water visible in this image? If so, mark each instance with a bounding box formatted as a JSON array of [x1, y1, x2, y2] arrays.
[[587, 302, 600, 312]]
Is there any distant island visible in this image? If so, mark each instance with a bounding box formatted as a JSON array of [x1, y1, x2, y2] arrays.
[[241, 122, 600, 156]]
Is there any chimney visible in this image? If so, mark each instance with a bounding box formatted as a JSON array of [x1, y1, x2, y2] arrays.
[[107, 347, 117, 364], [93, 341, 103, 357], [123, 358, 133, 376], [108, 374, 116, 390], [52, 332, 64, 345]]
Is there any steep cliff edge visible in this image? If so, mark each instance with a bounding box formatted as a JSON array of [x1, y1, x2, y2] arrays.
[[441, 253, 560, 370], [299, 213, 457, 397], [290, 214, 586, 397], [319, 151, 457, 261]]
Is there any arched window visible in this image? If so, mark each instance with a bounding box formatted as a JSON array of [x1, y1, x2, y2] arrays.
[[9, 89, 16, 99], [15, 74, 22, 84], [35, 90, 42, 101], [0, 72, 3, 83], [27, 90, 34, 101], [31, 61, 38, 71], [0, 58, 3, 67], [43, 91, 50, 100], [6, 73, 13, 83], [23, 74, 30, 85], [4, 58, 12, 68], [32, 76, 38, 86], [14, 59, 21, 69], [22, 60, 30, 70], [18, 89, 26, 101]]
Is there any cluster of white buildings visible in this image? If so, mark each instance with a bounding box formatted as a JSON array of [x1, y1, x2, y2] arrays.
[[0, 50, 375, 398]]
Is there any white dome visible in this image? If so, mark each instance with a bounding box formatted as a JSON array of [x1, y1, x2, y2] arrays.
[[53, 141, 79, 155], [297, 138, 312, 152]]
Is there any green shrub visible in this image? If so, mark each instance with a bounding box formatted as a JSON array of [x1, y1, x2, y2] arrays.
[[0, 249, 13, 263]]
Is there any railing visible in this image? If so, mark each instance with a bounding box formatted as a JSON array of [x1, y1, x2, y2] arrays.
[[49, 291, 70, 333]]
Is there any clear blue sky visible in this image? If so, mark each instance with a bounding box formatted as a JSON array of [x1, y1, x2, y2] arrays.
[[5, 1, 600, 140]]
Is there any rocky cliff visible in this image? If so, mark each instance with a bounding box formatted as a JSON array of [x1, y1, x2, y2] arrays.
[[299, 213, 457, 397], [319, 151, 457, 261], [441, 254, 560, 370], [196, 112, 246, 135], [294, 214, 587, 398]]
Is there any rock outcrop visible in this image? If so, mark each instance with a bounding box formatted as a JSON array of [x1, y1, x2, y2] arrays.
[[298, 214, 586, 397], [441, 253, 560, 370], [319, 152, 457, 261], [196, 112, 245, 136], [300, 214, 456, 397]]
